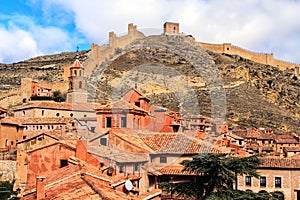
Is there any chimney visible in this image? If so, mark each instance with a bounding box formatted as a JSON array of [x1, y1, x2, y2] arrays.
[[36, 176, 45, 200], [76, 140, 87, 161]]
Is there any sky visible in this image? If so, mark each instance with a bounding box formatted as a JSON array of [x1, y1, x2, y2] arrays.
[[1, 0, 300, 64]]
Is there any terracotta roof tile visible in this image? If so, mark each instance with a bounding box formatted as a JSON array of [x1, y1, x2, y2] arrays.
[[158, 164, 196, 175], [22, 159, 141, 200], [95, 99, 148, 113], [275, 134, 299, 144], [138, 132, 220, 154], [246, 128, 274, 140], [88, 144, 149, 163], [260, 157, 300, 169], [14, 101, 96, 112]]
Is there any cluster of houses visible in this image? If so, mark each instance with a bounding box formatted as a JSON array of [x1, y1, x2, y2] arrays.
[[0, 52, 299, 200]]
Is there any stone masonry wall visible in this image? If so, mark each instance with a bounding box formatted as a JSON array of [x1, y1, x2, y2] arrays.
[[0, 160, 16, 182], [199, 42, 300, 72]]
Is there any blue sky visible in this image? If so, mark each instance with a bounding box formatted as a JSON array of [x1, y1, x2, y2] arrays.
[[1, 0, 300, 64]]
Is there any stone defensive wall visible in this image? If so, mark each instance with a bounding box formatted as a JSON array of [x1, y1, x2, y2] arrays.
[[199, 42, 300, 74], [83, 23, 145, 76]]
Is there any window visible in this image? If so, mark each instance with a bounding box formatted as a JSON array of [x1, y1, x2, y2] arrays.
[[134, 163, 139, 171], [120, 117, 127, 128], [160, 156, 167, 163], [119, 164, 124, 173], [275, 177, 281, 188], [70, 113, 73, 117], [135, 102, 140, 107], [56, 113, 60, 117], [91, 127, 95, 133], [74, 70, 77, 76], [260, 176, 266, 187], [60, 160, 68, 168], [100, 138, 107, 146], [106, 117, 112, 128], [79, 81, 82, 88], [138, 119, 140, 129], [42, 110, 44, 116], [245, 176, 252, 186]]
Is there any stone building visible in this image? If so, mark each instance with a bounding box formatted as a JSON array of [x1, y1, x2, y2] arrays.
[[0, 118, 24, 150], [95, 89, 181, 133], [238, 157, 300, 200], [14, 133, 77, 192]]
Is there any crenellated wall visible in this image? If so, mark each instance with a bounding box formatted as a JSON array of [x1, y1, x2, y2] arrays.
[[199, 42, 300, 72], [83, 23, 145, 76]]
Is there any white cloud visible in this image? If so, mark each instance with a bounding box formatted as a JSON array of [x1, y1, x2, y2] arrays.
[[2, 0, 300, 63], [0, 14, 73, 63], [48, 0, 300, 63]]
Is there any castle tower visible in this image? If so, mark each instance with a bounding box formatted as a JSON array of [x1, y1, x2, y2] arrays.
[[163, 22, 179, 34], [66, 53, 88, 103]]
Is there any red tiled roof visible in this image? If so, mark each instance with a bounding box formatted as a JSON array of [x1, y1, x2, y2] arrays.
[[95, 99, 148, 113], [110, 129, 154, 153], [0, 117, 24, 126], [14, 101, 96, 112], [138, 133, 220, 154], [70, 59, 83, 68], [0, 106, 8, 113], [158, 164, 196, 176], [22, 158, 153, 200], [246, 128, 274, 140], [2, 117, 74, 125], [88, 144, 149, 163], [275, 134, 299, 144], [260, 157, 300, 169], [283, 147, 300, 152]]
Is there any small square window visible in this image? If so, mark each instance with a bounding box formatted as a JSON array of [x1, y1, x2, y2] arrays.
[[160, 156, 167, 163], [100, 138, 107, 146], [245, 176, 252, 186], [260, 176, 266, 187], [60, 160, 68, 168], [275, 177, 281, 188]]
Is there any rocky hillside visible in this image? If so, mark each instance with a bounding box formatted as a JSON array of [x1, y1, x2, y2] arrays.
[[0, 51, 88, 93], [0, 35, 299, 134], [88, 35, 299, 134]]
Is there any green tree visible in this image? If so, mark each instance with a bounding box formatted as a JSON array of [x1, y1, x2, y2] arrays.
[[179, 153, 262, 199], [0, 181, 16, 200], [52, 90, 66, 102]]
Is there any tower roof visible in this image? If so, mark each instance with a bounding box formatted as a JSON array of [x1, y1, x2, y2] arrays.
[[70, 59, 83, 69]]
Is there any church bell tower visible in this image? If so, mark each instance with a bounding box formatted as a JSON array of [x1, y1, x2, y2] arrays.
[[66, 51, 88, 103]]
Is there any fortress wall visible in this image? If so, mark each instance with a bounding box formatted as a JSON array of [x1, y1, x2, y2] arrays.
[[199, 42, 300, 71], [38, 80, 69, 93], [83, 23, 145, 76]]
